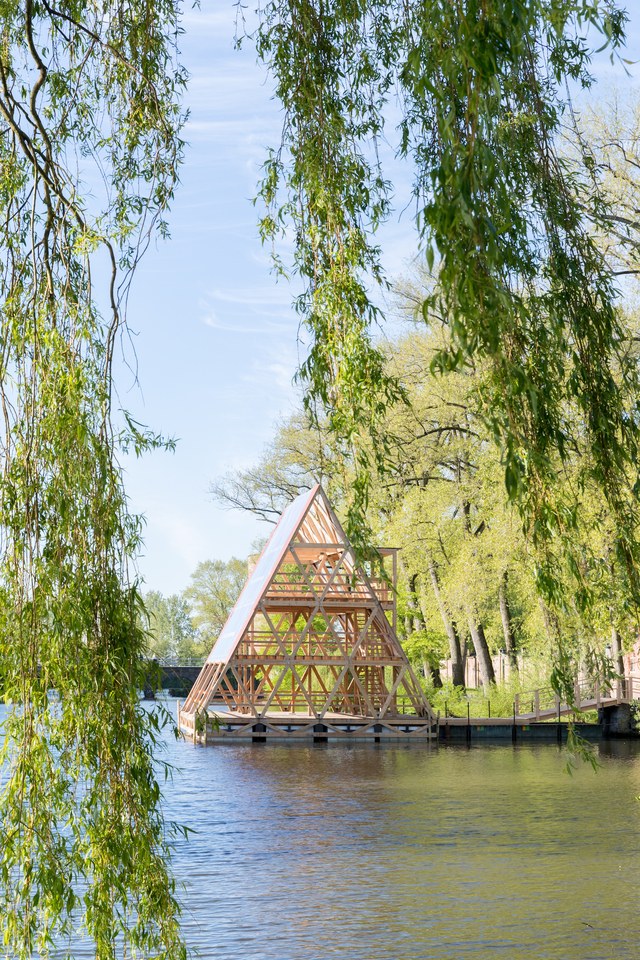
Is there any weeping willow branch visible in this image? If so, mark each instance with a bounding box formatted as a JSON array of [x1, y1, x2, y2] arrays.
[[253, 0, 640, 704], [0, 2, 186, 957]]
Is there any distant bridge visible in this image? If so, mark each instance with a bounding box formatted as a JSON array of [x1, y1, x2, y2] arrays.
[[142, 659, 204, 697]]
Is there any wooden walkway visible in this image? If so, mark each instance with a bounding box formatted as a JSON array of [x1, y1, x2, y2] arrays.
[[443, 676, 640, 726]]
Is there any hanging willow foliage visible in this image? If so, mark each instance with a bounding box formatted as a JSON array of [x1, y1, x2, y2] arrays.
[[253, 0, 640, 692], [0, 2, 186, 957]]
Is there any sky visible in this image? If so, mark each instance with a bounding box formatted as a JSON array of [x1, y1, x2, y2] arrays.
[[120, 2, 640, 597]]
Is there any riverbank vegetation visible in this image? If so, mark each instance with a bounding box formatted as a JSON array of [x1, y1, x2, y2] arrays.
[[207, 324, 627, 698]]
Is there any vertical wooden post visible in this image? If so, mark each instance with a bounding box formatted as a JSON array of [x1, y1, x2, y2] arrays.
[[534, 689, 540, 721], [392, 549, 397, 635], [514, 693, 520, 717]]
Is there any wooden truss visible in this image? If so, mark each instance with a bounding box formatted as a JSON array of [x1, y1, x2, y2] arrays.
[[182, 484, 433, 724]]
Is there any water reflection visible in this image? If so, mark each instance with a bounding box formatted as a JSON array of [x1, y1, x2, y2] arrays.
[[3, 701, 640, 958], [163, 721, 640, 960]]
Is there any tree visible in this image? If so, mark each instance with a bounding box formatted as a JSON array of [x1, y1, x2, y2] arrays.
[[0, 3, 186, 956], [185, 557, 247, 650], [213, 310, 638, 695], [576, 94, 640, 279], [211, 412, 341, 521], [143, 591, 199, 661], [252, 0, 640, 704]]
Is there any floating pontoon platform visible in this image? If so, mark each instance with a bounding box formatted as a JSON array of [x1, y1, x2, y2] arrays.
[[178, 705, 436, 743]]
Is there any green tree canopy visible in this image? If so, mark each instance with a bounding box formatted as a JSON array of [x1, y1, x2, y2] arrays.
[[143, 590, 200, 661], [185, 557, 247, 650]]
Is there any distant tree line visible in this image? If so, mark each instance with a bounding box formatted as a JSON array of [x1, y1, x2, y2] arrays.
[[141, 557, 247, 661]]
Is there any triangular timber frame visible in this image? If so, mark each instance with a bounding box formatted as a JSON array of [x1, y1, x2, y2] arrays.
[[182, 484, 434, 728]]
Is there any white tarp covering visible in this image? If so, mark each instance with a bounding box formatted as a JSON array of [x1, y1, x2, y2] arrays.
[[205, 484, 319, 664]]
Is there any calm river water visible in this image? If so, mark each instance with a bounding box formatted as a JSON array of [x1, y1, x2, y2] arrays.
[[162, 709, 640, 960], [4, 700, 640, 959]]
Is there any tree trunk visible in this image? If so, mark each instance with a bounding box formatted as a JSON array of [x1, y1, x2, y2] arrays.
[[430, 663, 443, 688], [420, 658, 443, 687], [610, 625, 625, 677], [400, 566, 424, 639], [427, 556, 464, 686], [498, 570, 518, 671], [408, 572, 425, 633], [467, 617, 495, 690], [408, 568, 443, 688]]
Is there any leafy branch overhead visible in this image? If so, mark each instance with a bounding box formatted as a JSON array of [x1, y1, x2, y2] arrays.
[[253, 0, 640, 629], [0, 2, 186, 956], [214, 315, 634, 702]]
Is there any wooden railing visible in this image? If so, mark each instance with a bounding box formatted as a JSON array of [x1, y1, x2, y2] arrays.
[[513, 676, 640, 720], [439, 675, 640, 722], [264, 575, 392, 604]]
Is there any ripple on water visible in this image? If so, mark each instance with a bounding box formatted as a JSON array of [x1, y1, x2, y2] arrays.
[[153, 724, 640, 960], [4, 702, 635, 960]]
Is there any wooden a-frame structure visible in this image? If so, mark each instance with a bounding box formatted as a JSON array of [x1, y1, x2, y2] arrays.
[[180, 484, 434, 740]]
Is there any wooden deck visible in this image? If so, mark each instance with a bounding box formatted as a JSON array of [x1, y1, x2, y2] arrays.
[[178, 705, 437, 743]]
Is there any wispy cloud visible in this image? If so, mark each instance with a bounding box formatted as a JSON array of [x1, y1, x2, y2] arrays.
[[181, 4, 263, 43], [181, 9, 240, 32], [202, 313, 292, 336], [257, 360, 296, 392], [204, 285, 290, 307], [242, 341, 300, 393], [198, 285, 295, 332]]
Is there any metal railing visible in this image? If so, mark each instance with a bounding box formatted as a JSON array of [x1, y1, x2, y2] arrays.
[[149, 656, 206, 668]]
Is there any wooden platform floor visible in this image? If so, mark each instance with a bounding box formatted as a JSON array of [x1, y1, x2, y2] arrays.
[[179, 707, 436, 743], [214, 709, 432, 721]]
